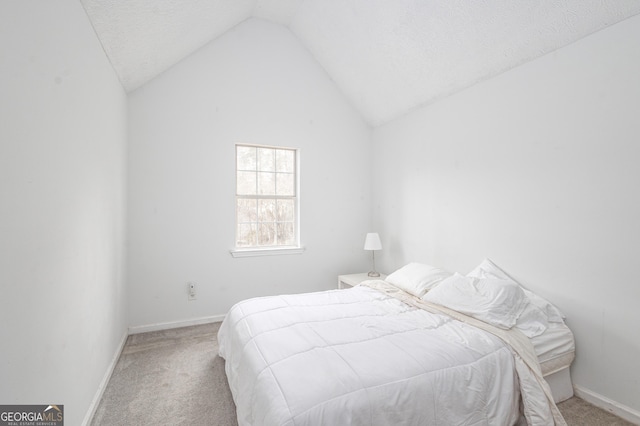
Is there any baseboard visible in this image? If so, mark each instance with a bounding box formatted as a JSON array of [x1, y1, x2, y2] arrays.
[[128, 314, 226, 335], [82, 315, 226, 424], [574, 385, 640, 425], [81, 330, 128, 426]]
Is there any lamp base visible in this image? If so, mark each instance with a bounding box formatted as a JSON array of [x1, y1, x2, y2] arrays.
[[367, 271, 380, 277]]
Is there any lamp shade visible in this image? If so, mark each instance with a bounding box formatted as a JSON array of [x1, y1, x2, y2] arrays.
[[364, 233, 382, 251]]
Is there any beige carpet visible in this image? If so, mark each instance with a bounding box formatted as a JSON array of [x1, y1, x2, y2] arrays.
[[91, 323, 236, 426], [91, 322, 636, 426]]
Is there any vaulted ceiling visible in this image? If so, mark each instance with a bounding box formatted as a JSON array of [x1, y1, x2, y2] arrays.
[[81, 0, 640, 126]]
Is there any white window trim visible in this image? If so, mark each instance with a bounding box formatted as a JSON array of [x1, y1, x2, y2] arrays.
[[232, 144, 302, 256], [229, 246, 305, 258]]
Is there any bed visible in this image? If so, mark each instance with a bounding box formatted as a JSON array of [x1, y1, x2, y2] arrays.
[[218, 259, 574, 426]]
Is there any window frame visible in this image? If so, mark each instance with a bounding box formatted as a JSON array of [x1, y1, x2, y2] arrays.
[[230, 144, 303, 258]]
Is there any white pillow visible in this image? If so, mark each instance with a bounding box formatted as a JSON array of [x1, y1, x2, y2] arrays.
[[467, 258, 512, 281], [522, 289, 565, 324], [467, 258, 565, 323], [514, 300, 549, 338], [422, 273, 528, 329], [385, 262, 452, 297]]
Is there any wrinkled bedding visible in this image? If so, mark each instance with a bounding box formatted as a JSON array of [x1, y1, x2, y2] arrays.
[[218, 281, 565, 426]]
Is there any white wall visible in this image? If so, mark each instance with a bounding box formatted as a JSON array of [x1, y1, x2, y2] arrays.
[[0, 2, 128, 425], [373, 15, 640, 415], [127, 18, 372, 328]]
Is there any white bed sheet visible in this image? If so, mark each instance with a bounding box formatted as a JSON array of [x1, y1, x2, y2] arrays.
[[219, 284, 562, 426], [531, 322, 575, 377]]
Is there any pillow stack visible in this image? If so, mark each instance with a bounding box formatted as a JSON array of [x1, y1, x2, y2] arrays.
[[384, 258, 565, 337]]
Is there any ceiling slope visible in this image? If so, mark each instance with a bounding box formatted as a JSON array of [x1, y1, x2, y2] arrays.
[[288, 0, 640, 125], [81, 0, 640, 126], [81, 0, 255, 91]]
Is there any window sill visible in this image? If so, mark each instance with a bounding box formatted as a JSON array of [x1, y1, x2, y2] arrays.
[[229, 246, 305, 258]]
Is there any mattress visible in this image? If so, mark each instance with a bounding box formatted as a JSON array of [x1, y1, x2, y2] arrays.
[[532, 322, 575, 377], [219, 283, 566, 426]]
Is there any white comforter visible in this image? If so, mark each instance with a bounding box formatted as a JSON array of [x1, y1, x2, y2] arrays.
[[218, 283, 561, 426]]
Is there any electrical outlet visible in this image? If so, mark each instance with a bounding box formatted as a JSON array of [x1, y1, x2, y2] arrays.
[[188, 282, 197, 301]]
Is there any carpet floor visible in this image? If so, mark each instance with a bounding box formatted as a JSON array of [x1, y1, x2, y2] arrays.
[[91, 322, 635, 426]]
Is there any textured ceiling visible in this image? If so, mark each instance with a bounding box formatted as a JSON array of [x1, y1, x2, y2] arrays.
[[81, 0, 640, 126]]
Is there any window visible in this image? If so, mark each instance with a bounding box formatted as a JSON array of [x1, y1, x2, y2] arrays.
[[235, 144, 299, 251]]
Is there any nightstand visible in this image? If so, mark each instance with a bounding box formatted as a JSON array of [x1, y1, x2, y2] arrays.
[[338, 273, 387, 289]]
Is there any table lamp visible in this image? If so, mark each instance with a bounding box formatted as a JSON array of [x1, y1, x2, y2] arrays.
[[364, 233, 382, 277]]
